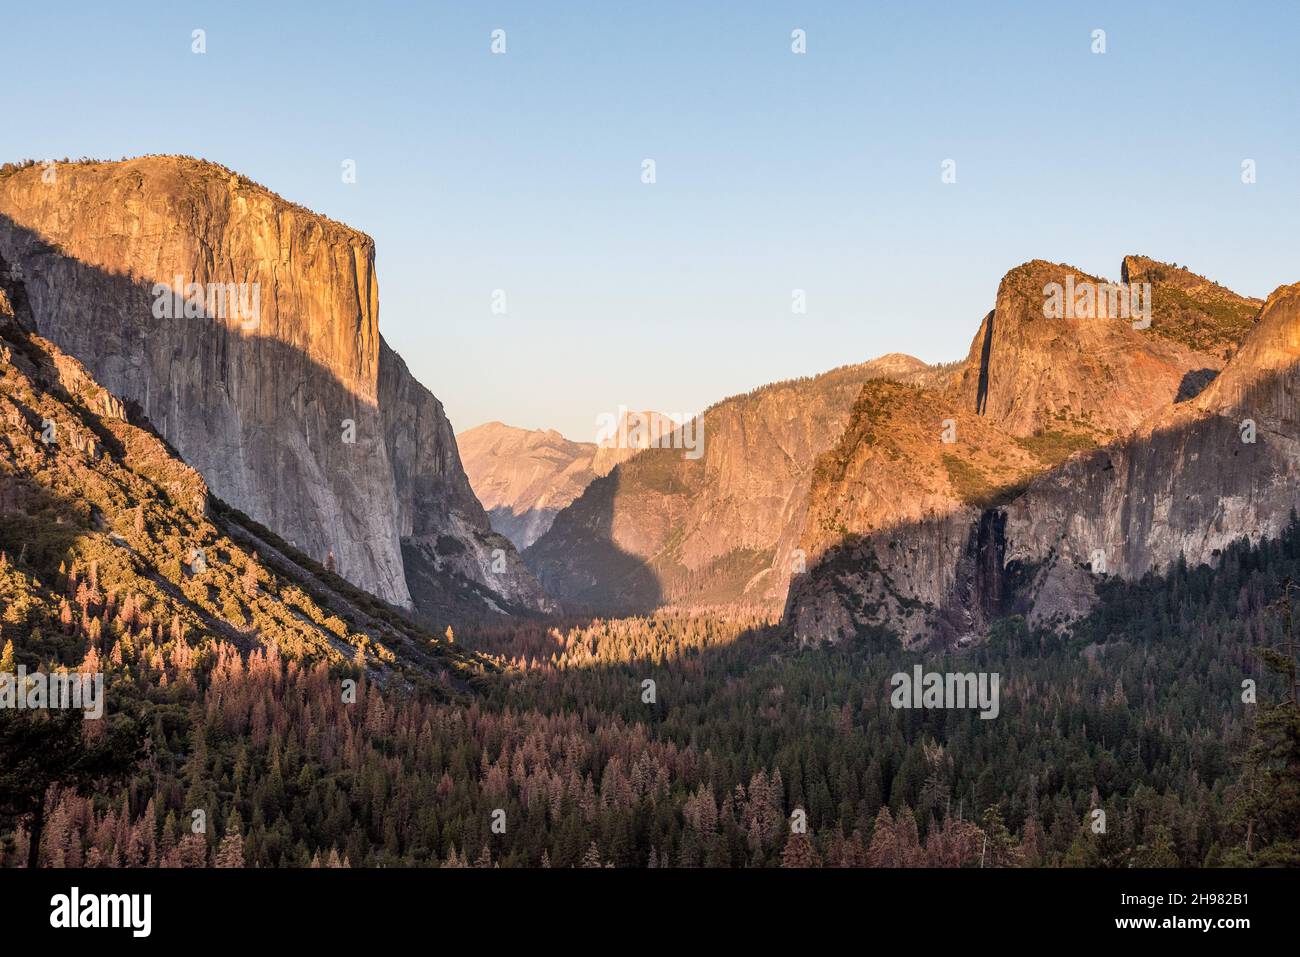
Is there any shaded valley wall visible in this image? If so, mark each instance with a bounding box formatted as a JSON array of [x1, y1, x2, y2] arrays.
[[0, 157, 549, 621]]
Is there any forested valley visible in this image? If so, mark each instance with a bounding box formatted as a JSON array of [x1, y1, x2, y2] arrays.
[[4, 516, 1299, 869]]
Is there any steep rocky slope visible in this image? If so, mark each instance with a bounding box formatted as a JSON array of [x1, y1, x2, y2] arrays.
[[785, 379, 1042, 645], [786, 257, 1283, 646], [945, 260, 1245, 442], [458, 413, 682, 550], [0, 291, 485, 681], [1000, 279, 1299, 629], [523, 353, 930, 613], [0, 156, 549, 625], [1122, 254, 1262, 361], [458, 423, 605, 550]]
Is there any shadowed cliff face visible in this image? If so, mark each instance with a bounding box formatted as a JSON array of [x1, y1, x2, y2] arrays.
[[786, 258, 1287, 648], [783, 378, 1044, 646], [377, 343, 556, 620], [0, 291, 487, 677], [524, 466, 664, 614], [523, 354, 933, 615], [0, 156, 551, 623], [457, 414, 691, 552], [1002, 282, 1300, 605], [456, 422, 604, 551]]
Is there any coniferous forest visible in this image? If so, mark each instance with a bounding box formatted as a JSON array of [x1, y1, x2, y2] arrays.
[[3, 515, 1298, 869]]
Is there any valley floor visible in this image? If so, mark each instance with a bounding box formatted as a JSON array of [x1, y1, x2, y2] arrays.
[[4, 517, 1299, 867]]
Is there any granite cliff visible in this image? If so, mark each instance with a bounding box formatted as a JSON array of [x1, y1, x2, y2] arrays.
[[0, 156, 550, 624], [523, 353, 933, 613], [458, 413, 681, 551], [785, 258, 1289, 647], [0, 288, 486, 678]]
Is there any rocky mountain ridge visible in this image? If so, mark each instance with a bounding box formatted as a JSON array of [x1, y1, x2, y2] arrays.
[[0, 156, 551, 626], [786, 257, 1291, 646], [457, 413, 664, 551], [0, 288, 485, 680], [523, 353, 932, 613]]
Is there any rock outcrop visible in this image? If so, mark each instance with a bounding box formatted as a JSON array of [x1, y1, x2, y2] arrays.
[[784, 379, 1043, 645], [1000, 279, 1300, 628], [0, 156, 550, 623], [523, 353, 931, 613], [457, 422, 605, 550], [458, 412, 684, 551], [785, 258, 1288, 647], [1121, 254, 1262, 361], [0, 292, 486, 677], [946, 260, 1237, 442]]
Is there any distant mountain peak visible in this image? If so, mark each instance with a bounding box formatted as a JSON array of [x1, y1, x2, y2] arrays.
[[457, 422, 602, 550]]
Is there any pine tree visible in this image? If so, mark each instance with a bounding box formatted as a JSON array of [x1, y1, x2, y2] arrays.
[[0, 708, 141, 867], [1229, 581, 1300, 865], [215, 830, 245, 867], [215, 811, 246, 867], [978, 806, 1023, 868], [866, 806, 899, 867], [780, 832, 820, 868]]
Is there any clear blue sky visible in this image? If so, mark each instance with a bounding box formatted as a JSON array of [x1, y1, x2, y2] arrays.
[[4, 1, 1298, 440]]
